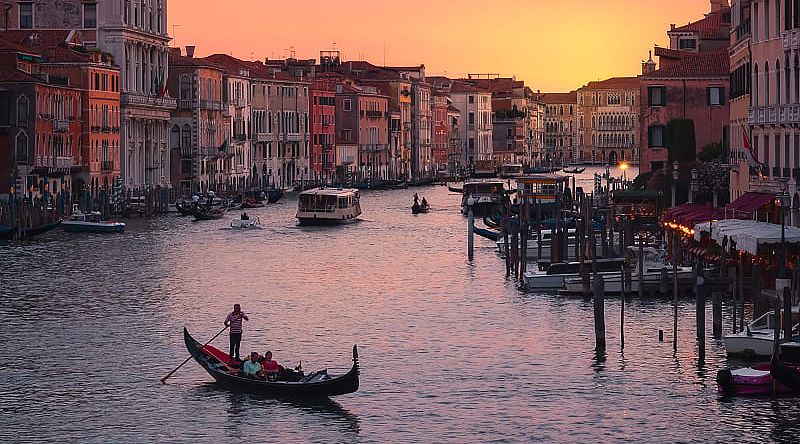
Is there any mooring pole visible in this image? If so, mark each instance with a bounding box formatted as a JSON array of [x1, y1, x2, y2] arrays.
[[467, 202, 474, 262], [695, 265, 706, 366], [594, 274, 606, 351]]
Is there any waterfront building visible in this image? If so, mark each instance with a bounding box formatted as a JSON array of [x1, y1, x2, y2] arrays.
[[382, 65, 433, 180], [542, 91, 578, 163], [432, 89, 450, 173], [167, 46, 225, 195], [639, 48, 730, 174], [334, 80, 390, 182], [731, 0, 800, 206], [576, 77, 640, 164], [729, 0, 752, 200], [337, 61, 413, 180], [2, 30, 121, 197], [639, 0, 732, 175], [2, 0, 177, 190], [309, 77, 337, 182], [0, 40, 82, 199], [447, 104, 463, 174], [428, 77, 493, 169]]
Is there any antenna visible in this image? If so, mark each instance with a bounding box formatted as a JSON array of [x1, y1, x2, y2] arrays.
[[171, 24, 180, 46], [383, 41, 386, 66]]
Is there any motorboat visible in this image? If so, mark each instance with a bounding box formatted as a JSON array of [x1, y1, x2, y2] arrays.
[[523, 258, 627, 290], [62, 204, 125, 233], [562, 167, 586, 174], [499, 163, 524, 179], [560, 247, 693, 294], [230, 215, 261, 229], [297, 188, 361, 225]]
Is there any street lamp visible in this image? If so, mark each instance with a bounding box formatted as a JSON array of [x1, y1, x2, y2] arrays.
[[689, 168, 698, 204], [619, 161, 630, 183], [777, 179, 791, 293], [671, 161, 679, 207]]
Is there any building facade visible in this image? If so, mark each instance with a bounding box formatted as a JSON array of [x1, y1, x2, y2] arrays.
[[577, 77, 640, 164], [729, 0, 753, 200], [543, 91, 578, 163], [309, 77, 336, 182]]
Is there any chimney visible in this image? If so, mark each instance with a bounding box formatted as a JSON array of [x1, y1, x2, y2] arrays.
[[642, 51, 657, 75], [185, 45, 195, 58], [710, 0, 728, 13]]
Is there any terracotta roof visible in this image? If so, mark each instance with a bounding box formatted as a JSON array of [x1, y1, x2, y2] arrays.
[[646, 48, 729, 78], [449, 80, 488, 94], [0, 68, 43, 83], [583, 77, 640, 91], [542, 91, 577, 104], [169, 51, 224, 71], [203, 54, 305, 82], [0, 35, 40, 56], [672, 8, 731, 39]]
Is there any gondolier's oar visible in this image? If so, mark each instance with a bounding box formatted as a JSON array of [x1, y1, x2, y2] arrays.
[[161, 325, 228, 384]]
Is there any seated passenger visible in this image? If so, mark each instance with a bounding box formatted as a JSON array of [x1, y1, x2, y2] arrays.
[[241, 212, 249, 220], [261, 351, 282, 380], [241, 351, 262, 377]]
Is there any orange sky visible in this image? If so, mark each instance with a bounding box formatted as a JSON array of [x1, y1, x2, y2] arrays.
[[169, 0, 712, 92]]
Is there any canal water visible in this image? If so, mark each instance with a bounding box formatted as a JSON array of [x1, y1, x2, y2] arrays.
[[2, 166, 800, 443]]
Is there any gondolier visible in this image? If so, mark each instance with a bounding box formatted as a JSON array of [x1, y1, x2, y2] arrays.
[[224, 304, 249, 361]]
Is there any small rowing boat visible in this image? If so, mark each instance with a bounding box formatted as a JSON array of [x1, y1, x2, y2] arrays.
[[183, 328, 359, 397]]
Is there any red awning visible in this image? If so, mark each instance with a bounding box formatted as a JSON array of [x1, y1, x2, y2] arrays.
[[662, 203, 723, 227], [725, 191, 775, 215]]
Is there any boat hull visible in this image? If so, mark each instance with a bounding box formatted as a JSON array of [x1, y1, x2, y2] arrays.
[[63, 221, 125, 233], [717, 364, 791, 396], [0, 220, 61, 240], [561, 268, 694, 294], [184, 328, 359, 397], [724, 332, 779, 359]]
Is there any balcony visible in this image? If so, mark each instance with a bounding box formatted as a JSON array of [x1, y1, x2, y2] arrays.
[[234, 133, 247, 142], [101, 160, 114, 172], [54, 119, 69, 132], [360, 143, 388, 152], [200, 146, 220, 157], [101, 125, 112, 133], [36, 156, 73, 169], [281, 133, 306, 142], [736, 19, 750, 44], [322, 143, 334, 151], [784, 29, 800, 51], [365, 110, 383, 118], [199, 100, 223, 111], [179, 99, 193, 110], [748, 104, 800, 125], [122, 92, 177, 109]]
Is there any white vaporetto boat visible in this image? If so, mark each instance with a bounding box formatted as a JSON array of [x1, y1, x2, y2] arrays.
[[62, 204, 125, 233], [297, 188, 361, 225]]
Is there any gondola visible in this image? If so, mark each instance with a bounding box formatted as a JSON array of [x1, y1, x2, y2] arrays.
[[183, 328, 360, 398], [473, 226, 499, 241], [411, 203, 429, 214], [174, 201, 194, 216], [191, 203, 228, 221], [267, 188, 284, 204], [447, 183, 463, 193], [0, 220, 61, 240], [562, 167, 586, 174]]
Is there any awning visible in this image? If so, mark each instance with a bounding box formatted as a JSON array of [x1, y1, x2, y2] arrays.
[[724, 191, 775, 217], [662, 203, 723, 227], [693, 219, 800, 255]]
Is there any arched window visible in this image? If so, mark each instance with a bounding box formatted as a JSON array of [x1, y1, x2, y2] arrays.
[[15, 130, 28, 163], [795, 55, 800, 103], [785, 56, 791, 105], [754, 63, 760, 105], [180, 75, 192, 101], [765, 61, 770, 106], [16, 94, 28, 125], [170, 125, 180, 148], [777, 59, 782, 105]]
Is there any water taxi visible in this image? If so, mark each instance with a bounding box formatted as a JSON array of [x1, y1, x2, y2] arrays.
[[297, 188, 362, 225], [62, 204, 125, 233], [461, 179, 507, 216]]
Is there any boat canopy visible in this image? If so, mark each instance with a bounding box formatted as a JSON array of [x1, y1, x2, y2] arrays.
[[693, 219, 800, 255]]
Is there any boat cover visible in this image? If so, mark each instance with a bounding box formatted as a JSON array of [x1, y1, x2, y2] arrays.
[[693, 219, 800, 255]]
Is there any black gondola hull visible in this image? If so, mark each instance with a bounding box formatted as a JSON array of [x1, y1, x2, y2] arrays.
[[183, 328, 359, 397]]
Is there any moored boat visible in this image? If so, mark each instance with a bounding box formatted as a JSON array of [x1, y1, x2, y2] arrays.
[[523, 258, 627, 290], [723, 311, 798, 359], [562, 167, 586, 174], [473, 226, 500, 241], [191, 202, 228, 221], [183, 328, 359, 397], [0, 220, 61, 240], [62, 205, 125, 233], [230, 216, 261, 229], [461, 179, 507, 216], [267, 188, 284, 204], [297, 188, 361, 225]]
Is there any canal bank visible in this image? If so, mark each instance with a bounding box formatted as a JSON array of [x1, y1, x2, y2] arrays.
[[2, 180, 800, 442]]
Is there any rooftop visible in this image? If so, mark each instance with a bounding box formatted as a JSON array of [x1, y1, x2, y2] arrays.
[[646, 47, 729, 78], [671, 6, 731, 40], [542, 91, 577, 104], [582, 77, 640, 91]]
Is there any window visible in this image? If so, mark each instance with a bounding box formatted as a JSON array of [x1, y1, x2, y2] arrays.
[[83, 3, 97, 28], [19, 2, 33, 29], [507, 128, 513, 138], [679, 39, 697, 50], [708, 87, 725, 106], [181, 124, 191, 150], [180, 75, 192, 100], [468, 112, 475, 125], [468, 95, 474, 104], [648, 125, 665, 147], [15, 131, 28, 163], [17, 95, 28, 125], [343, 99, 351, 111], [647, 86, 666, 106], [170, 125, 180, 148]]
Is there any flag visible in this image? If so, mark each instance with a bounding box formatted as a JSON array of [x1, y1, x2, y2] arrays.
[[157, 72, 168, 97], [218, 139, 228, 152], [742, 125, 761, 169]]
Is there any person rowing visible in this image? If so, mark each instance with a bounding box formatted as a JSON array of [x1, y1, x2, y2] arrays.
[[224, 303, 249, 361]]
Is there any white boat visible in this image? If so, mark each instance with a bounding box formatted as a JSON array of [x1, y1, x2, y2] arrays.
[[461, 179, 506, 215], [230, 216, 261, 229], [560, 247, 693, 294], [497, 228, 600, 261], [499, 163, 524, 179], [724, 311, 798, 359], [62, 204, 125, 233], [297, 188, 361, 225], [523, 258, 627, 290]]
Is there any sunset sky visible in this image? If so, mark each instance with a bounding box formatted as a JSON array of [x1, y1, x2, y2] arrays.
[[169, 0, 712, 92]]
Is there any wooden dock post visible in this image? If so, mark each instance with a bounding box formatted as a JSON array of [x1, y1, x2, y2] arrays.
[[752, 264, 763, 317], [695, 265, 706, 365], [511, 226, 519, 277], [520, 199, 529, 275], [594, 274, 606, 351], [620, 265, 626, 349], [601, 221, 609, 258], [503, 214, 511, 277], [536, 199, 542, 261], [672, 233, 679, 351], [638, 236, 645, 298], [467, 203, 474, 262], [712, 291, 723, 338], [784, 285, 793, 343]]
